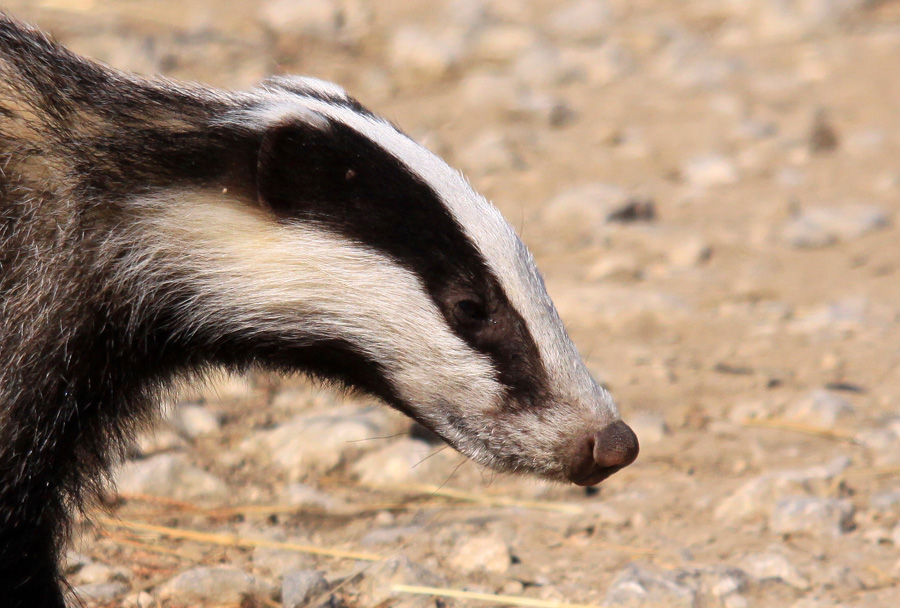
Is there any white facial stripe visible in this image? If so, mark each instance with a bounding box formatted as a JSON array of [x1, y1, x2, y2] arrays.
[[283, 98, 618, 420], [130, 195, 504, 429]]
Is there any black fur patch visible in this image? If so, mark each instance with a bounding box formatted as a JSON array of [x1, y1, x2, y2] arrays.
[[257, 118, 550, 404]]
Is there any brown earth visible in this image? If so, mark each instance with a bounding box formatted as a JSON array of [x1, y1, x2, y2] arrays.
[[8, 1, 900, 607]]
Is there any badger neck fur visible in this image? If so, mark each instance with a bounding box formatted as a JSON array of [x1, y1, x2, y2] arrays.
[[0, 13, 638, 606]]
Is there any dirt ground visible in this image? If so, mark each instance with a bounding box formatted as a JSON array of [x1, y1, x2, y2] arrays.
[[10, 1, 900, 606]]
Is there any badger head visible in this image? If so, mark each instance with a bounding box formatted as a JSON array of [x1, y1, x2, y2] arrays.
[[161, 76, 638, 486]]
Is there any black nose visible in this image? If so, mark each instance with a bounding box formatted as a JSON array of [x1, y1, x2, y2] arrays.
[[570, 420, 639, 486]]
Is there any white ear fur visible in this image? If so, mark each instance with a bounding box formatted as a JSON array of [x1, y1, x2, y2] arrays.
[[262, 75, 350, 100]]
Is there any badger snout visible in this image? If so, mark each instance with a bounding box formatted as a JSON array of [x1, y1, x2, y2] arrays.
[[570, 420, 639, 486]]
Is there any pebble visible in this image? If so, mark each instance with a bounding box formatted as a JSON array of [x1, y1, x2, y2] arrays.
[[788, 296, 872, 335], [604, 563, 697, 607], [447, 532, 512, 574], [548, 0, 612, 43], [158, 566, 276, 605], [783, 389, 854, 429], [714, 457, 850, 523], [668, 237, 712, 270], [121, 591, 155, 608], [70, 561, 128, 585], [259, 0, 372, 45], [626, 411, 668, 444], [282, 570, 329, 608], [242, 406, 396, 479], [133, 427, 187, 456], [780, 204, 889, 248], [351, 437, 449, 486], [355, 554, 445, 606], [253, 547, 316, 576], [171, 403, 223, 438], [541, 183, 634, 245], [586, 253, 642, 282], [754, 0, 867, 40], [114, 453, 229, 501], [472, 25, 539, 63], [742, 552, 811, 590], [682, 154, 739, 188], [456, 131, 521, 175], [389, 27, 462, 84], [769, 496, 854, 536], [280, 482, 342, 509], [71, 582, 130, 603]]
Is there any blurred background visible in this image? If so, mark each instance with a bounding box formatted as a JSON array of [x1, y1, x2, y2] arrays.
[[12, 1, 900, 606]]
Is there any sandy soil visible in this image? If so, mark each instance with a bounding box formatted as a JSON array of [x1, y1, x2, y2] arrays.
[[8, 1, 900, 606]]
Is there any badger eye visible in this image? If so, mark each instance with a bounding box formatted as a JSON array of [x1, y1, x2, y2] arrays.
[[455, 299, 490, 324]]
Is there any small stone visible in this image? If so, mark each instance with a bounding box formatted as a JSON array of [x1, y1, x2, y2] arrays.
[[133, 427, 187, 456], [253, 547, 316, 576], [351, 438, 449, 486], [158, 566, 276, 605], [604, 563, 696, 607], [548, 0, 612, 43], [242, 406, 397, 480], [808, 109, 839, 154], [784, 390, 854, 429], [742, 552, 811, 590], [626, 411, 668, 444], [389, 27, 462, 84], [541, 183, 633, 245], [260, 0, 372, 45], [447, 532, 512, 574], [122, 591, 155, 608], [456, 131, 521, 174], [281, 483, 341, 510], [70, 561, 128, 585], [512, 45, 577, 89], [586, 254, 642, 282], [473, 25, 539, 63], [871, 489, 900, 510], [282, 570, 329, 608], [789, 297, 872, 335], [356, 554, 445, 606], [769, 496, 854, 536], [114, 454, 229, 501], [71, 582, 130, 603], [781, 204, 889, 248], [682, 154, 739, 188], [668, 238, 712, 269], [171, 403, 223, 438]]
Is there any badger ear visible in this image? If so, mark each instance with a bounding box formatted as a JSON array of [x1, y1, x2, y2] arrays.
[[256, 116, 353, 218]]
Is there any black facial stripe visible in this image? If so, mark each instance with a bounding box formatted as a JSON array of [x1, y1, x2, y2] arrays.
[[257, 117, 550, 404]]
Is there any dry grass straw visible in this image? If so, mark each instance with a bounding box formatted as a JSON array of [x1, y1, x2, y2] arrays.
[[392, 584, 602, 608], [98, 517, 381, 561], [740, 417, 859, 443], [393, 483, 585, 514]]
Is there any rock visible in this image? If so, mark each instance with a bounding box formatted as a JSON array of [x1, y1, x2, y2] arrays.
[[788, 296, 873, 335], [754, 0, 867, 40], [389, 27, 463, 84], [158, 566, 276, 605], [456, 131, 521, 174], [512, 45, 577, 89], [122, 591, 155, 608], [114, 453, 229, 501], [742, 552, 811, 590], [172, 403, 223, 438], [668, 238, 712, 269], [586, 253, 642, 282], [280, 483, 342, 510], [784, 390, 854, 429], [769, 496, 854, 536], [282, 570, 329, 608], [447, 532, 512, 574], [781, 204, 889, 248], [541, 183, 634, 245], [548, 0, 612, 43], [242, 406, 397, 480], [682, 154, 739, 188], [351, 437, 450, 486], [626, 411, 668, 444], [604, 563, 696, 607], [714, 457, 851, 523], [70, 561, 128, 585], [253, 547, 316, 576], [355, 554, 445, 606], [71, 582, 130, 603], [133, 427, 187, 456], [472, 25, 539, 63], [260, 0, 372, 45]]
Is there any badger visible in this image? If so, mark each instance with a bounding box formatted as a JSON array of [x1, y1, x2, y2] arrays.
[[0, 13, 639, 607]]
